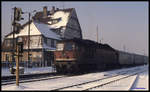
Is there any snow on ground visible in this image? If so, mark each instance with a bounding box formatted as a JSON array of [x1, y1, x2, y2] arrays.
[[2, 67, 55, 77], [91, 75, 137, 91], [130, 68, 149, 90], [2, 65, 148, 91]]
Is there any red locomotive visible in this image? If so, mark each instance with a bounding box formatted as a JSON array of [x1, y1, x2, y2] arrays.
[[54, 38, 120, 73]]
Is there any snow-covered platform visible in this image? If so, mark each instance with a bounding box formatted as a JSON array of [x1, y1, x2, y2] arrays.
[[2, 67, 55, 77], [2, 65, 149, 91]]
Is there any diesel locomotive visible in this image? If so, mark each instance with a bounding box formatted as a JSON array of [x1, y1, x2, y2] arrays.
[[54, 38, 148, 73]]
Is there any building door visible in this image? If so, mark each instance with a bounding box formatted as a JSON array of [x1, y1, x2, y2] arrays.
[[45, 51, 54, 66]]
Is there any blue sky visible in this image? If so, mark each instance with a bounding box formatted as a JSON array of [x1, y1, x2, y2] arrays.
[[1, 1, 148, 56]]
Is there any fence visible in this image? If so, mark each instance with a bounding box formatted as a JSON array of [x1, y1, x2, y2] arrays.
[[1, 61, 52, 68]]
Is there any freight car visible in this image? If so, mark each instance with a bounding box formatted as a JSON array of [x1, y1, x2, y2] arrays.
[[54, 38, 148, 74], [118, 51, 148, 67]]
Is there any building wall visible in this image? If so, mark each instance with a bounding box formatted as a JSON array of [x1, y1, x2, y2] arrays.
[[1, 35, 55, 67], [43, 36, 57, 48], [1, 51, 42, 62], [2, 7, 83, 67], [64, 9, 82, 39], [1, 50, 53, 67], [2, 38, 16, 51], [1, 51, 13, 62], [20, 35, 42, 49]]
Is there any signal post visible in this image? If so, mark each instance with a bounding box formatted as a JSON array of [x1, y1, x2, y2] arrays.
[[16, 43, 19, 86], [12, 7, 24, 86]]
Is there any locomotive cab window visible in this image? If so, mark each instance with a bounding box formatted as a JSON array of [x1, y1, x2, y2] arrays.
[[56, 43, 64, 51], [64, 42, 75, 51]]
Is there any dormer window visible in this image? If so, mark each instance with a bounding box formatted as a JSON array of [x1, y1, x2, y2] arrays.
[[57, 17, 61, 22], [53, 19, 58, 24], [48, 17, 62, 25]]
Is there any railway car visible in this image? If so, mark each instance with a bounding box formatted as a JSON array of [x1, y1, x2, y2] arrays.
[[118, 51, 148, 67], [133, 54, 147, 65], [143, 56, 148, 64], [54, 38, 119, 73], [118, 51, 134, 67]]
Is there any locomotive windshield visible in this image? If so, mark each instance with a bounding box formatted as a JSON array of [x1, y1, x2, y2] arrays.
[[56, 43, 64, 51], [56, 42, 75, 51], [64, 42, 74, 50]]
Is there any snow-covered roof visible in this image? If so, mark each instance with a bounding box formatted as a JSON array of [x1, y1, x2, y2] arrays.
[[47, 11, 70, 29], [6, 21, 61, 40], [7, 22, 39, 38], [6, 8, 74, 40], [33, 8, 74, 30], [34, 22, 60, 40]]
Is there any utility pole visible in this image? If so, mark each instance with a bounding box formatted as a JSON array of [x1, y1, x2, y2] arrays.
[[16, 43, 19, 86], [123, 45, 126, 52], [12, 7, 17, 68], [12, 7, 24, 86], [28, 13, 31, 68], [62, 2, 65, 9], [14, 7, 19, 86], [16, 38, 23, 86], [97, 25, 99, 43], [10, 8, 13, 68], [22, 10, 36, 68]]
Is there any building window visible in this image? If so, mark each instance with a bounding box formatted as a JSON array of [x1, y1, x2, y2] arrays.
[[54, 40, 57, 48], [5, 39, 13, 47], [56, 43, 64, 51], [44, 37, 47, 44], [46, 38, 51, 47], [52, 17, 61, 24], [51, 39, 55, 48], [6, 54, 9, 61], [64, 42, 74, 50]]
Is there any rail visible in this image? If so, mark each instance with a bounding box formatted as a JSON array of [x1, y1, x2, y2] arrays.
[[2, 73, 65, 85], [51, 69, 146, 91]]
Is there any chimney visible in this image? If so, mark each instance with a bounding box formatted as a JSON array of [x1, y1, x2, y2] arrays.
[[56, 8, 59, 11], [51, 6, 55, 14], [43, 6, 47, 18]]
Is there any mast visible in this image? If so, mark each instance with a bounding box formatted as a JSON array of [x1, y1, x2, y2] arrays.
[[62, 2, 65, 9], [97, 24, 99, 43]]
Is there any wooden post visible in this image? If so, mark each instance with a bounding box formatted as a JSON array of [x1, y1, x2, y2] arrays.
[[12, 7, 17, 68], [16, 44, 19, 86], [28, 13, 31, 67]]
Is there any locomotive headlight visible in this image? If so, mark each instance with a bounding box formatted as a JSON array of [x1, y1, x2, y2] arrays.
[[62, 52, 66, 57], [62, 52, 69, 58], [66, 56, 69, 59]]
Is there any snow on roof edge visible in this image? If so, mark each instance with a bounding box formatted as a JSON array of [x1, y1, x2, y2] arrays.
[[33, 21, 61, 40]]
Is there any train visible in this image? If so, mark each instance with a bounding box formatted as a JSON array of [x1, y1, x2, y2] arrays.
[[54, 38, 148, 74]]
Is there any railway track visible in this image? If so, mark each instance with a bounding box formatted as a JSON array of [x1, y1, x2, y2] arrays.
[[2, 73, 66, 85], [2, 66, 147, 90], [2, 72, 83, 85], [51, 69, 146, 91], [2, 72, 56, 82], [1, 67, 126, 85]]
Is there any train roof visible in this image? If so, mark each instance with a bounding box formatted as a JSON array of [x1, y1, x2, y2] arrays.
[[118, 50, 148, 57], [60, 38, 116, 51]]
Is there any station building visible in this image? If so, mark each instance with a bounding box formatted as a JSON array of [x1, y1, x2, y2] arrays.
[[1, 6, 82, 67]]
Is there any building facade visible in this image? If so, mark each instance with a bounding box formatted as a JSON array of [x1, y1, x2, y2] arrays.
[[1, 6, 83, 67]]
